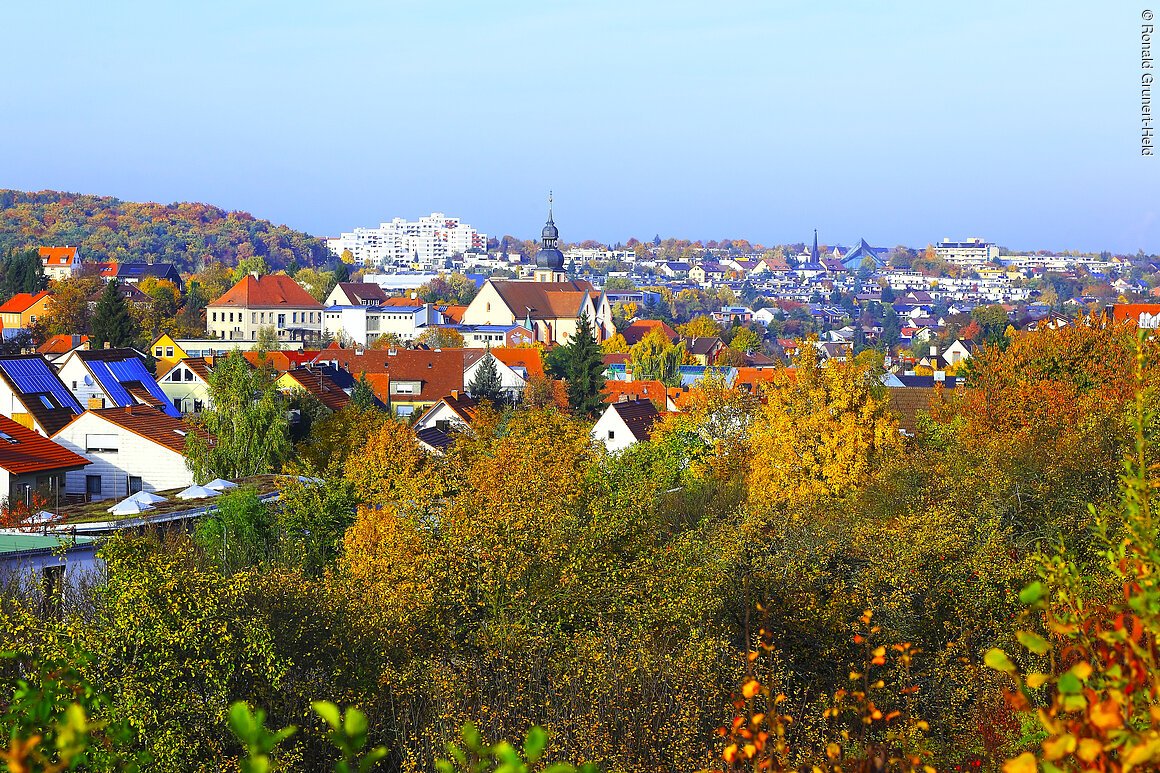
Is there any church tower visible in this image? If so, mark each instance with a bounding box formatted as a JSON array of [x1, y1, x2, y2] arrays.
[[533, 192, 567, 283]]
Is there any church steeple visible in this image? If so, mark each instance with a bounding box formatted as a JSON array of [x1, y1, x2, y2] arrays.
[[534, 190, 565, 282], [811, 229, 819, 263]]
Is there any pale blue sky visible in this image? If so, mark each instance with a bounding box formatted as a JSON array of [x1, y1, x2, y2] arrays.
[[1, 1, 1154, 253]]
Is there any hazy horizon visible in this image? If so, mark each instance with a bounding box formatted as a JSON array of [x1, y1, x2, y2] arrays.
[[2, 1, 1154, 254]]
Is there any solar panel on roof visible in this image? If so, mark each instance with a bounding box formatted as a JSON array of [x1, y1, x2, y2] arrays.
[[0, 358, 82, 412]]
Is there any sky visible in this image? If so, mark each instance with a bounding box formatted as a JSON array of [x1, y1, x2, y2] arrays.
[[1, 0, 1155, 253]]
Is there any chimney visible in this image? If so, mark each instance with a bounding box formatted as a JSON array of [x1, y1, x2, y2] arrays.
[[624, 364, 634, 383], [929, 345, 937, 357], [104, 341, 111, 350], [451, 389, 459, 401]]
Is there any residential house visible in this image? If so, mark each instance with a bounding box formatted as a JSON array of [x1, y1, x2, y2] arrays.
[[458, 324, 535, 349], [413, 391, 478, 436], [312, 348, 465, 419], [461, 278, 614, 344], [463, 348, 541, 402], [0, 355, 83, 435], [114, 262, 183, 290], [942, 339, 977, 366], [712, 306, 754, 325], [881, 373, 960, 436], [87, 281, 150, 310], [324, 282, 390, 307], [52, 405, 207, 502], [602, 379, 675, 411], [0, 291, 52, 331], [148, 334, 306, 376], [683, 336, 726, 366], [0, 415, 89, 506], [658, 262, 691, 278], [56, 349, 180, 417], [207, 274, 324, 341], [689, 262, 727, 285], [157, 357, 214, 415], [591, 399, 662, 453], [38, 246, 80, 281], [322, 302, 442, 346], [277, 365, 353, 412], [620, 319, 678, 345], [36, 335, 89, 364]]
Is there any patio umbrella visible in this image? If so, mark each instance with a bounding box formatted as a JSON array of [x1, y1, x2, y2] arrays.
[[108, 498, 154, 516], [125, 491, 167, 505]]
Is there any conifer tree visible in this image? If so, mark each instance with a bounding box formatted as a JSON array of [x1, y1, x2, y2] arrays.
[[90, 279, 137, 349], [351, 373, 378, 410], [564, 310, 605, 417], [468, 351, 504, 404]]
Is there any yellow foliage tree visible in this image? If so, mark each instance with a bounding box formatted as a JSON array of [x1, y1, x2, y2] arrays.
[[747, 344, 902, 519]]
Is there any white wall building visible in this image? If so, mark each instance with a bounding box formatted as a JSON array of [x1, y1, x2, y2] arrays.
[[52, 406, 200, 502], [321, 304, 442, 347], [935, 238, 1000, 267], [328, 214, 487, 269]]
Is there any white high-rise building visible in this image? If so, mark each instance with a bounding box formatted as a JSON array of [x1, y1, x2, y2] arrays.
[[327, 213, 487, 269]]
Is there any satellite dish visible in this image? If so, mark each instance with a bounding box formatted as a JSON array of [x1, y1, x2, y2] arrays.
[[83, 375, 94, 386]]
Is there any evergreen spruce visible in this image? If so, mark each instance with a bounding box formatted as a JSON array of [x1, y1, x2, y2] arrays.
[[469, 351, 504, 404], [90, 279, 137, 349], [564, 311, 605, 417], [351, 373, 378, 410]]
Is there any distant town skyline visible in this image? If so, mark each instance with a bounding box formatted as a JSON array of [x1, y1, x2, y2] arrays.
[[1, 1, 1153, 254]]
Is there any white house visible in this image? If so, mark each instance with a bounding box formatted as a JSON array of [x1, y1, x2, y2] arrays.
[[56, 349, 180, 417], [321, 303, 442, 346], [52, 406, 204, 502], [0, 415, 89, 507], [591, 399, 662, 453], [413, 392, 478, 435], [463, 350, 529, 402], [207, 274, 324, 341]]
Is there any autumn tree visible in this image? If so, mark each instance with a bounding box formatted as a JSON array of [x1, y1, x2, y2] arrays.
[[416, 326, 465, 349], [38, 275, 102, 335], [678, 315, 721, 339], [628, 328, 685, 387], [186, 349, 290, 480], [747, 342, 902, 520]]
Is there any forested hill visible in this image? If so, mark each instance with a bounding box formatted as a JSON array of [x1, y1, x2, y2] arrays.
[[0, 189, 330, 272]]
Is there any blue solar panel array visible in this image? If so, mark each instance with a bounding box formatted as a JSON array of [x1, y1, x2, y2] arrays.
[[85, 356, 180, 417], [0, 357, 82, 412]]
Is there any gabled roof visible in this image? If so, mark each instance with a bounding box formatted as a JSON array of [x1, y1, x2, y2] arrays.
[[415, 426, 454, 453], [241, 350, 318, 373], [0, 414, 89, 475], [439, 393, 479, 423], [159, 357, 214, 384], [115, 262, 181, 283], [210, 275, 323, 310], [37, 334, 89, 357], [487, 279, 597, 321], [38, 246, 78, 266], [621, 319, 678, 345], [0, 290, 51, 314], [682, 336, 723, 356], [606, 399, 662, 442], [283, 366, 352, 412], [441, 305, 467, 323], [74, 349, 180, 417], [462, 347, 545, 379], [0, 355, 82, 435], [841, 239, 887, 268], [60, 405, 208, 455], [333, 282, 388, 305]]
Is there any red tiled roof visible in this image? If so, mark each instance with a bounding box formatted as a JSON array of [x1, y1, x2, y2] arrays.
[[621, 319, 678, 345], [0, 415, 89, 475], [603, 379, 667, 407], [312, 348, 465, 403], [37, 334, 89, 356], [0, 291, 50, 314], [283, 367, 352, 412], [602, 353, 630, 366], [1111, 303, 1160, 323], [38, 246, 78, 266], [62, 405, 209, 455], [441, 305, 468, 323], [462, 347, 545, 379], [210, 275, 323, 310]]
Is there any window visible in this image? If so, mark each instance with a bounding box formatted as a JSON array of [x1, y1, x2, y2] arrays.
[[85, 475, 102, 496], [396, 405, 414, 418], [277, 314, 285, 327], [166, 347, 174, 357], [128, 476, 142, 494], [155, 347, 163, 357], [85, 433, 119, 453], [252, 313, 257, 324], [212, 312, 217, 322], [608, 430, 616, 440], [72, 381, 77, 389]]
